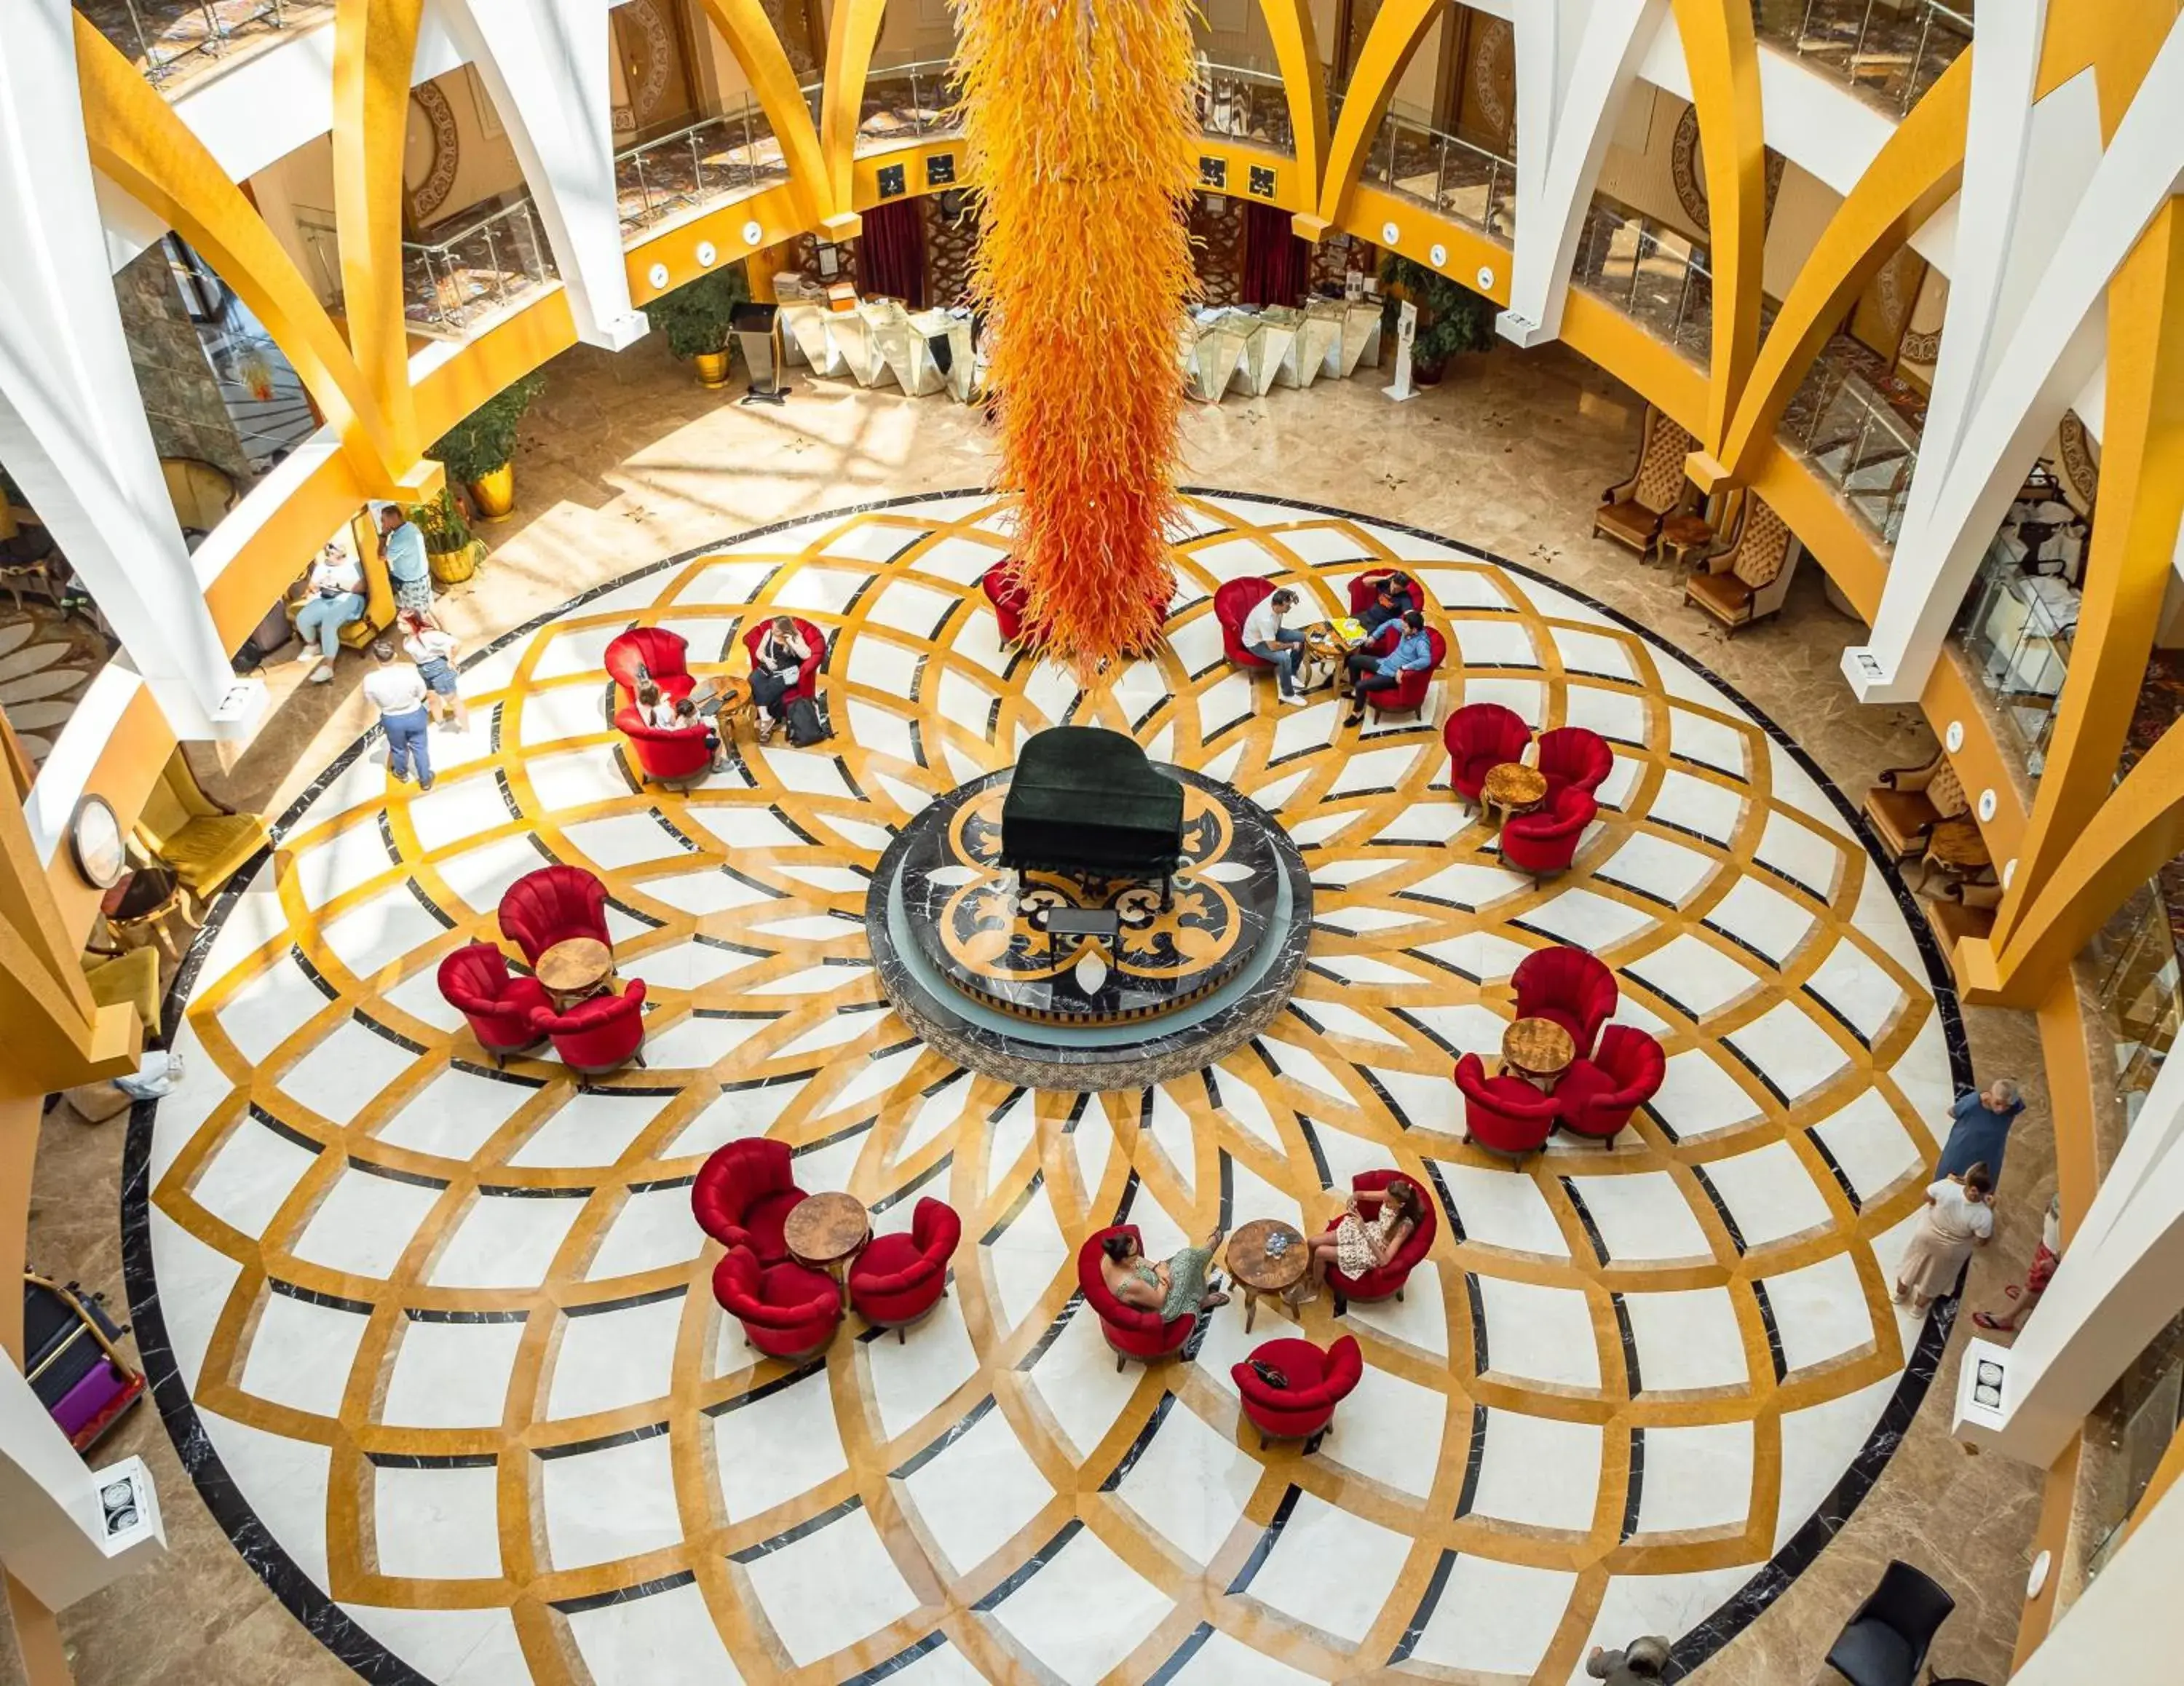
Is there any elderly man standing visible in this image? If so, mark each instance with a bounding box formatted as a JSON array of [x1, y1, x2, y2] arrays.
[[1938, 1077, 2026, 1188], [377, 502, 435, 618]]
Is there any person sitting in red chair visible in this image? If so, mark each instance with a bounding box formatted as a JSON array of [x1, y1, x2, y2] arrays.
[[1099, 1228, 1231, 1321], [1343, 609, 1437, 727], [748, 615, 817, 745], [1354, 569, 1420, 633], [1295, 1179, 1421, 1304], [635, 679, 727, 776]]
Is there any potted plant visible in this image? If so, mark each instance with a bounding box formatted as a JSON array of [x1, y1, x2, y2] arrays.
[[408, 486, 483, 585], [642, 266, 750, 389], [427, 371, 545, 521], [1380, 254, 1497, 384]]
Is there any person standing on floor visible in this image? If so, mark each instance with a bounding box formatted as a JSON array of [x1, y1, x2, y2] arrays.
[[364, 641, 435, 790], [1937, 1078, 2025, 1187], [397, 610, 467, 733], [1975, 1190, 2062, 1334], [293, 543, 365, 683], [1241, 587, 1308, 705], [1586, 1636, 1671, 1683], [379, 502, 435, 619], [1894, 1162, 1995, 1313]]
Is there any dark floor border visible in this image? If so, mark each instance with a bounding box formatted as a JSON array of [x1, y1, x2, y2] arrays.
[[119, 486, 1969, 1685]]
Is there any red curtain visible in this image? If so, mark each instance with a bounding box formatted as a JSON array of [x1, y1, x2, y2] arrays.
[[1241, 201, 1310, 307], [858, 197, 927, 309]]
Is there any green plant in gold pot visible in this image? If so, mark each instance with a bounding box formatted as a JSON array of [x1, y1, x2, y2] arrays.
[[408, 487, 482, 586], [642, 266, 751, 389], [427, 371, 545, 522], [1380, 254, 1497, 384]]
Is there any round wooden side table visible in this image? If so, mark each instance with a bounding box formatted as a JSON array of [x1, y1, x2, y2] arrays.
[[536, 938, 614, 1003], [1918, 815, 1993, 892], [1655, 511, 1714, 577], [783, 1192, 871, 1306], [1301, 622, 1359, 692], [1226, 1219, 1309, 1333], [1481, 762, 1548, 826], [1502, 1016, 1577, 1091]]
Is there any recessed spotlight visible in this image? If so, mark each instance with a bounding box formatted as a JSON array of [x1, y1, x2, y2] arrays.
[[1978, 788, 1997, 823], [1429, 243, 1447, 267], [1380, 221, 1401, 246], [1476, 264, 1496, 290], [1944, 720, 1964, 752], [742, 219, 764, 247], [647, 263, 669, 290], [696, 241, 718, 268]]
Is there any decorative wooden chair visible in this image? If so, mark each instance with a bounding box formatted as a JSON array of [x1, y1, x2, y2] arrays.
[[1862, 749, 1967, 861], [1685, 489, 1798, 633], [1925, 879, 2001, 950], [1594, 404, 1698, 555]]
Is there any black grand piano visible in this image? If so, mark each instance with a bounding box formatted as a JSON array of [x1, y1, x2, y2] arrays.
[[1000, 727, 1185, 903]]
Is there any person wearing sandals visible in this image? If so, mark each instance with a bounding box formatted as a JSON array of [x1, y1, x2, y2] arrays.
[[1100, 1229, 1232, 1322], [1894, 1162, 1995, 1313], [1975, 1190, 2061, 1335], [636, 680, 728, 775], [397, 610, 467, 732], [1291, 1180, 1420, 1305], [748, 615, 810, 745]]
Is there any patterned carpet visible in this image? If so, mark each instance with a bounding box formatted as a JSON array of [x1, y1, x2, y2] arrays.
[[127, 491, 1962, 1685]]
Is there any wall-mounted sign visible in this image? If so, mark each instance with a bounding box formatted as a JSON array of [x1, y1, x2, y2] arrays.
[[925, 154, 957, 187], [1248, 165, 1275, 199], [877, 164, 907, 199]]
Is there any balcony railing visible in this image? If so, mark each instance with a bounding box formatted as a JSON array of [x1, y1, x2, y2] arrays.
[[1571, 200, 1712, 363], [75, 0, 328, 90], [1198, 60, 1297, 157], [614, 99, 788, 240], [852, 58, 965, 156], [1752, 0, 1973, 116], [401, 198, 557, 338], [1363, 106, 1514, 240], [1778, 342, 1922, 542]]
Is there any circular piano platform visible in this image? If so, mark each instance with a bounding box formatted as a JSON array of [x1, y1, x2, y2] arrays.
[[868, 765, 1313, 1088]]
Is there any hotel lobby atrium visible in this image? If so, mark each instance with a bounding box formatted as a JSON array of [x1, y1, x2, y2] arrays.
[[3, 4, 2183, 1685]]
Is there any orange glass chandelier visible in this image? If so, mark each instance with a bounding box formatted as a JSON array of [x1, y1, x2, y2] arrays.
[[954, 0, 1199, 674]]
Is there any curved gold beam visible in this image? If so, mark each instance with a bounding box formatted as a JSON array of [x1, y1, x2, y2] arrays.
[[1666, 0, 1766, 454], [1690, 52, 1970, 491], [1313, 0, 1439, 229], [72, 14, 413, 491], [695, 0, 846, 236], [1254, 0, 1330, 234], [820, 0, 888, 225]]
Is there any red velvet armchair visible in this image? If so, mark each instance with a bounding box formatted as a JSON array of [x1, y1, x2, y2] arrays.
[[1356, 622, 1446, 719], [1078, 1225, 1196, 1371], [1214, 578, 1275, 668], [1511, 945, 1620, 1061], [848, 1198, 961, 1339], [983, 563, 1036, 645], [1555, 1025, 1666, 1145], [529, 980, 646, 1076], [692, 1138, 808, 1264], [436, 941, 551, 1065], [1536, 726, 1614, 799], [615, 708, 713, 788], [1347, 571, 1420, 619], [1455, 1053, 1559, 1157], [604, 625, 695, 711], [1444, 703, 1532, 805], [740, 617, 827, 708], [713, 1246, 842, 1361], [1233, 1335, 1364, 1449], [1501, 787, 1597, 877], [1322, 1171, 1437, 1303], [498, 866, 612, 969]]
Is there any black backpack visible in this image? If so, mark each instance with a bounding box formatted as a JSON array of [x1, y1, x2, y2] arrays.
[[785, 694, 832, 748]]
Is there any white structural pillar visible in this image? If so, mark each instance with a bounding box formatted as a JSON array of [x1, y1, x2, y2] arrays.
[[1496, 0, 1665, 349], [444, 0, 648, 352], [0, 0, 261, 740], [2009, 1473, 2184, 1686], [1, 1357, 165, 1614], [1841, 7, 2184, 703]]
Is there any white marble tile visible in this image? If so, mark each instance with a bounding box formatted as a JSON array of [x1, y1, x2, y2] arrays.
[[1646, 1047, 1765, 1141], [407, 774, 517, 855], [1372, 800, 1471, 845], [1457, 675, 1544, 724], [381, 1317, 527, 1429], [1341, 1259, 1449, 1357], [240, 1292, 369, 1417], [633, 866, 778, 916], [1764, 737, 1856, 836], [1435, 1161, 1570, 1256], [1726, 998, 1851, 1103], [1773, 1374, 1895, 1551], [427, 1194, 585, 1289], [1805, 937, 1909, 1044], [374, 1464, 502, 1580], [547, 1294, 685, 1419], [292, 822, 396, 911], [434, 835, 551, 914], [147, 1210, 243, 1394], [755, 745, 861, 799], [982, 1184, 1069, 1333], [560, 812, 692, 871], [189, 1114, 320, 1240], [275, 1018, 419, 1125], [1163, 1628, 1318, 1685], [740, 1504, 921, 1666], [712, 1368, 849, 1521], [1577, 1567, 1754, 1672], [1700, 1141, 1835, 1248], [1635, 1420, 1754, 1535], [1449, 617, 1540, 670], [1403, 858, 1530, 909], [636, 1012, 774, 1070], [1762, 1251, 1879, 1374], [1468, 1409, 1602, 1532], [373, 1067, 534, 1160], [661, 1080, 802, 1160], [1256, 1034, 1354, 1105], [1518, 887, 1657, 952], [1112, 1398, 1259, 1567], [1567, 1170, 1713, 1262], [1809, 1091, 1923, 1204], [337, 1604, 529, 1685], [528, 623, 620, 681], [1411, 565, 1514, 609], [894, 1405, 1053, 1578], [527, 746, 636, 812], [675, 558, 782, 605], [510, 1090, 674, 1170], [199, 1408, 333, 1586], [1594, 832, 1720, 909], [1652, 767, 1745, 844], [1408, 1554, 1578, 1675], [566, 1580, 746, 1686], [291, 1167, 442, 1279], [1560, 684, 1649, 743], [1246, 1489, 1413, 1645], [518, 681, 614, 746], [1026, 1301, 1139, 1460], [986, 1522, 1174, 1686], [1364, 1063, 1460, 1135], [1707, 876, 1819, 967], [1754, 809, 1845, 899], [1622, 1286, 1747, 1393], [1477, 1275, 1602, 1390], [320, 887, 448, 982], [585, 1188, 706, 1281], [865, 1298, 981, 1441], [1329, 742, 1425, 796], [1622, 933, 1762, 1021], [1320, 1361, 1446, 1497], [1891, 1011, 1959, 1130], [865, 577, 957, 639], [1669, 707, 1750, 776], [1552, 628, 1638, 680], [541, 1433, 684, 1570]]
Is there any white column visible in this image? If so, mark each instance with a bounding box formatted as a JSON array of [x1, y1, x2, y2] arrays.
[[1840, 9, 2184, 703], [440, 0, 648, 352], [1, 1357, 165, 1612], [1496, 0, 1665, 349], [0, 0, 261, 740], [2009, 1472, 2184, 1686]]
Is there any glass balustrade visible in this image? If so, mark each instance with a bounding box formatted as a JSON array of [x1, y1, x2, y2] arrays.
[[1778, 343, 1922, 542], [614, 99, 788, 240], [1570, 201, 1712, 363], [1362, 106, 1514, 240], [853, 59, 965, 154], [400, 198, 557, 338], [76, 0, 318, 89], [1751, 0, 1973, 116], [1198, 61, 1297, 157]]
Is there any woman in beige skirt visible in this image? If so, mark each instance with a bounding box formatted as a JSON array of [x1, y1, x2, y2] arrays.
[[1894, 1163, 1995, 1312]]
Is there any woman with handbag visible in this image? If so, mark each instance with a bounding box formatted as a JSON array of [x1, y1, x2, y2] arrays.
[[748, 616, 811, 745]]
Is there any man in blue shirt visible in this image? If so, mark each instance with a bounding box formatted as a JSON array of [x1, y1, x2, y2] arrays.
[[1937, 1077, 2025, 1187], [1344, 609, 1434, 727], [377, 502, 434, 617]]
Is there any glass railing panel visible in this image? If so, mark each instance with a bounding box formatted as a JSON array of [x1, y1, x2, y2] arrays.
[[855, 60, 965, 155], [1571, 202, 1712, 368], [614, 100, 787, 240], [1362, 110, 1514, 240], [1951, 533, 2073, 775], [1750, 0, 1973, 117], [400, 198, 558, 338], [1198, 63, 1296, 157], [1778, 341, 1922, 544], [75, 0, 327, 92]]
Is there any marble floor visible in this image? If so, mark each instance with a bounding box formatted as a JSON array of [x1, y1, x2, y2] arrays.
[[12, 345, 2044, 1686], [122, 490, 1971, 1685]]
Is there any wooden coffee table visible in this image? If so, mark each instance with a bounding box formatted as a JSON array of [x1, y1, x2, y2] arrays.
[[1502, 1016, 1576, 1090], [1481, 762, 1548, 826], [1655, 510, 1714, 576], [1226, 1218, 1309, 1333], [536, 938, 614, 1003], [783, 1191, 870, 1306], [1918, 815, 1993, 892]]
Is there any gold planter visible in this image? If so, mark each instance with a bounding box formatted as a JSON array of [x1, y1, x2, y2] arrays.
[[428, 539, 482, 586], [468, 463, 515, 522], [693, 348, 732, 389]]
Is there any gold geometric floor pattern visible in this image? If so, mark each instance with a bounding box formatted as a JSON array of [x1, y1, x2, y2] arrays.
[[126, 491, 1962, 1685]]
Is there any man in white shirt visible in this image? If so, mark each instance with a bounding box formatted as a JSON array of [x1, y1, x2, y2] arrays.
[[362, 641, 435, 789], [1241, 586, 1307, 704], [294, 544, 366, 683]]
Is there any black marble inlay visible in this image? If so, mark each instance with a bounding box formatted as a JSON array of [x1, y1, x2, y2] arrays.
[[869, 1152, 953, 1215], [1719, 1032, 1791, 1107], [534, 1417, 671, 1460], [365, 1449, 499, 1471], [1099, 1390, 1176, 1489], [267, 1278, 376, 1316], [1750, 1277, 1790, 1385], [344, 1155, 448, 1191], [1353, 1065, 1417, 1131], [1690, 1163, 1747, 1254], [1560, 1177, 1611, 1264], [1621, 1426, 1647, 1540], [289, 943, 342, 1001], [1224, 1483, 1300, 1594], [566, 1283, 686, 1317], [983, 1169, 1048, 1250], [843, 1631, 951, 1684], [1805, 1128, 1863, 1211], [1390, 1548, 1460, 1663], [1463, 1272, 1489, 1374], [351, 1011, 427, 1054], [1420, 1160, 1466, 1243], [1013, 1286, 1080, 1372], [248, 1102, 325, 1155], [549, 1567, 697, 1615], [1294, 1113, 1334, 1188], [475, 1182, 596, 1198], [1802, 981, 1876, 1050], [972, 1519, 1081, 1609], [1613, 1293, 1642, 1393], [1453, 1402, 1488, 1517], [447, 1057, 550, 1086], [703, 1359, 827, 1417], [729, 1492, 866, 1562], [404, 1305, 528, 1324], [889, 1394, 998, 1479]]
